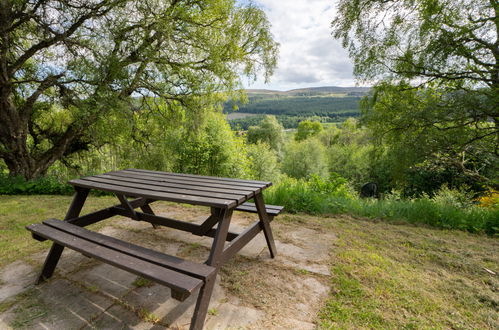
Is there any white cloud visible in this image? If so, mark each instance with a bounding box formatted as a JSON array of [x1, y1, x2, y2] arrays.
[[244, 0, 358, 90]]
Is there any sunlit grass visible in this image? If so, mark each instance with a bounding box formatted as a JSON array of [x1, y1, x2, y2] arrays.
[[309, 215, 499, 329], [0, 195, 117, 267]]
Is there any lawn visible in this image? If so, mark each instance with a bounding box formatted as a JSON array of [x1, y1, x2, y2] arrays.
[[0, 195, 117, 268], [0, 195, 497, 328]]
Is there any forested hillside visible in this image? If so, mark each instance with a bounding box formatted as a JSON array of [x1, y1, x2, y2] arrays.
[[225, 87, 369, 129]]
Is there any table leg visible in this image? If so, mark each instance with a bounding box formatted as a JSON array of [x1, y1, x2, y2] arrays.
[[36, 187, 89, 284], [190, 208, 233, 330], [193, 207, 222, 236], [139, 201, 159, 229], [254, 193, 277, 258]]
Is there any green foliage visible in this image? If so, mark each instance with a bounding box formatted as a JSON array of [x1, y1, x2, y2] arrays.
[[295, 120, 323, 141], [264, 175, 353, 214], [246, 115, 284, 152], [320, 119, 374, 188], [332, 0, 498, 192], [266, 178, 498, 235], [2, 0, 278, 179], [174, 111, 249, 178], [332, 0, 496, 87], [362, 83, 497, 193], [229, 114, 339, 130], [225, 95, 361, 117], [0, 174, 73, 195], [246, 142, 281, 181], [281, 138, 328, 179]]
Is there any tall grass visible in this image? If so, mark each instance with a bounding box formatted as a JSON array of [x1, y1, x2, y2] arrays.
[[264, 177, 499, 236]]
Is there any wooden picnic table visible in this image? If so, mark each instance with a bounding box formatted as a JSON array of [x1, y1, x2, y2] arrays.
[[26, 169, 282, 330]]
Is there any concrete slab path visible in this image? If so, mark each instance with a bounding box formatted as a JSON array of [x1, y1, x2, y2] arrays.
[[0, 203, 335, 329]]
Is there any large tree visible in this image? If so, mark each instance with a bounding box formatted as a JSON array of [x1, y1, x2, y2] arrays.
[[0, 0, 278, 179], [332, 0, 498, 187]]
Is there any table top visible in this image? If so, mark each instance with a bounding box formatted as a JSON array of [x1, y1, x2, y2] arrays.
[[69, 169, 272, 209]]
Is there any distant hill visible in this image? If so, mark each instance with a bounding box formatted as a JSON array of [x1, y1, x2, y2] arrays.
[[246, 86, 370, 97], [224, 86, 370, 117]]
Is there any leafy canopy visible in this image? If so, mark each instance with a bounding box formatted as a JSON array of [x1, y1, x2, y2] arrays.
[[332, 0, 497, 88], [332, 0, 498, 189], [0, 0, 278, 179]]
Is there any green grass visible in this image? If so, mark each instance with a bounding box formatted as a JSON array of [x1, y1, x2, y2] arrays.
[[4, 289, 49, 329], [0, 196, 497, 328], [0, 195, 117, 267], [305, 215, 499, 329]]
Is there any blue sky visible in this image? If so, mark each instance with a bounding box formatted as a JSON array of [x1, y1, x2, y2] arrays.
[[242, 0, 357, 91]]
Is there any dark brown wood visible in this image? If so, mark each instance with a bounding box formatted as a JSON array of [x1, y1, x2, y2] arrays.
[[119, 169, 267, 190], [42, 219, 215, 279], [221, 220, 262, 264], [27, 223, 203, 299], [68, 207, 117, 227], [116, 194, 138, 220], [112, 207, 239, 241], [35, 197, 149, 241], [139, 201, 158, 229], [98, 173, 256, 197], [127, 168, 271, 186], [83, 176, 248, 203], [193, 207, 222, 236], [69, 178, 236, 208], [36, 187, 89, 284], [206, 208, 233, 268], [29, 169, 282, 330], [191, 208, 233, 330], [235, 202, 284, 216], [190, 271, 217, 330], [108, 170, 262, 194], [254, 193, 277, 258]]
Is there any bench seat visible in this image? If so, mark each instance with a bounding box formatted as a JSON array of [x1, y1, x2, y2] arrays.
[[234, 202, 284, 216], [27, 219, 215, 301]]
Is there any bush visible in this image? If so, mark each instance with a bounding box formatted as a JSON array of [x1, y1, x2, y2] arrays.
[[281, 138, 328, 179], [264, 175, 498, 236], [430, 185, 475, 209], [0, 174, 73, 195], [264, 174, 353, 214], [246, 142, 281, 181]]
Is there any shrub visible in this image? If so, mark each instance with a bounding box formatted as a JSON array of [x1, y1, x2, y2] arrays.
[[0, 174, 73, 195], [246, 142, 281, 181], [265, 175, 498, 236], [264, 174, 353, 214], [281, 138, 328, 179]]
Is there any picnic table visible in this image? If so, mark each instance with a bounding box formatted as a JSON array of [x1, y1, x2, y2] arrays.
[[26, 169, 283, 330]]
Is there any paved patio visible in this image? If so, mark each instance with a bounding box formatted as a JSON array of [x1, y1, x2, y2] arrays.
[[0, 203, 335, 329]]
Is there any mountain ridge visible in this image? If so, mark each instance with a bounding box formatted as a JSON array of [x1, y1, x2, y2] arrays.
[[245, 86, 370, 96]]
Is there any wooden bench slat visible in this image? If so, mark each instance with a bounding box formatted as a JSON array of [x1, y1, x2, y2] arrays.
[[69, 179, 235, 208], [26, 223, 203, 297], [81, 176, 248, 203], [121, 169, 268, 189], [43, 219, 215, 279], [235, 202, 284, 216], [128, 168, 271, 186]]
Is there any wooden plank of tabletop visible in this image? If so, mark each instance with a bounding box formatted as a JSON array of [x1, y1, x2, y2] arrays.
[[121, 169, 269, 189], [69, 179, 236, 208], [99, 172, 256, 197], [110, 170, 264, 193], [80, 175, 247, 204], [127, 168, 271, 186]]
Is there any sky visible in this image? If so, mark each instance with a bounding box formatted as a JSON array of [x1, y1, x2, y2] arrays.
[[242, 0, 357, 91]]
